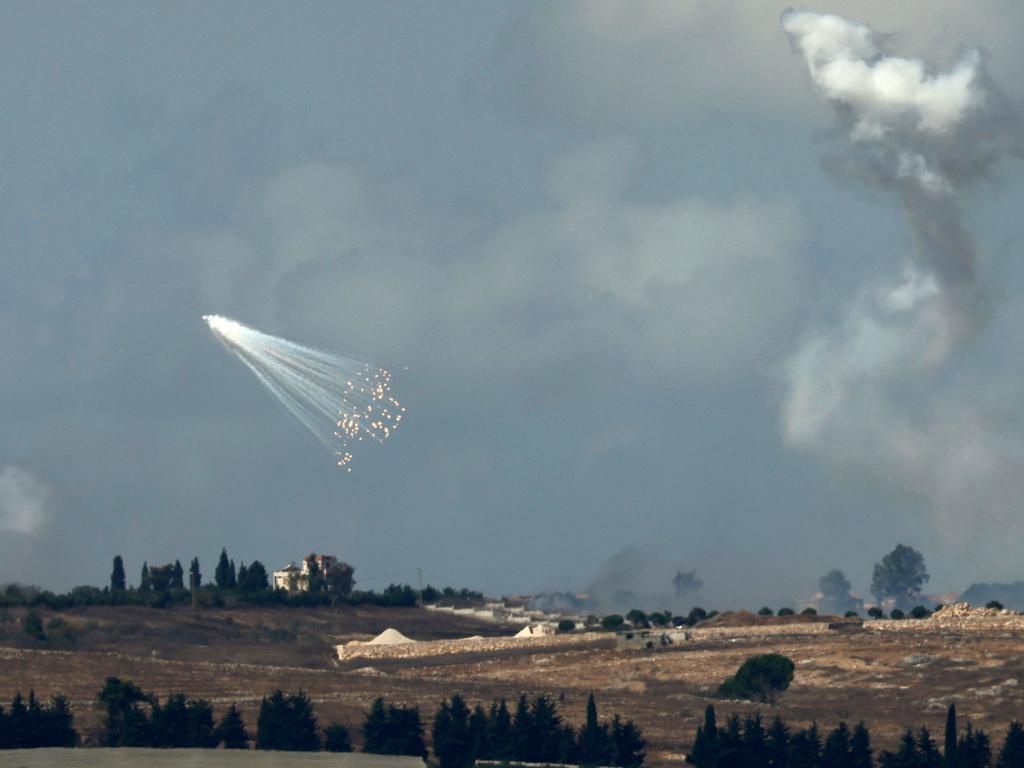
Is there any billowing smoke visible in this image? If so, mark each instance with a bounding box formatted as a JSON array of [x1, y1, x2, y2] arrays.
[[0, 466, 52, 536], [780, 11, 1023, 554]]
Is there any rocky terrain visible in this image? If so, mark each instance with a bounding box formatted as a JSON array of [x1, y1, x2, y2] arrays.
[[2, 604, 1024, 766]]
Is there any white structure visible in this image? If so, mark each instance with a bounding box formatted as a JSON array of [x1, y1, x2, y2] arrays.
[[272, 553, 340, 592]]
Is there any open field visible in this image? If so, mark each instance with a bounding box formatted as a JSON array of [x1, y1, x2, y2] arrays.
[[3, 606, 1024, 766]]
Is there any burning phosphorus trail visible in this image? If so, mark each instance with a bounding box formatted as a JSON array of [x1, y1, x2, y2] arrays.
[[203, 315, 405, 471]]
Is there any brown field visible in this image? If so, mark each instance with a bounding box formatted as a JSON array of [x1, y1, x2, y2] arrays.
[[3, 605, 1024, 766]]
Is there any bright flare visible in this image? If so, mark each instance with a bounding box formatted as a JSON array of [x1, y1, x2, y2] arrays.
[[203, 315, 404, 471]]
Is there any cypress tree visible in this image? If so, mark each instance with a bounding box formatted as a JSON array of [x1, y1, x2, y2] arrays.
[[579, 693, 613, 767], [171, 560, 184, 591], [228, 559, 237, 590], [139, 562, 151, 592], [189, 557, 202, 589], [215, 548, 231, 589], [111, 556, 126, 592]]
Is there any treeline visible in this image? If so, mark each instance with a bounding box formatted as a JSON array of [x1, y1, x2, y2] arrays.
[[0, 692, 77, 748], [688, 704, 1024, 768], [432, 692, 645, 768], [0, 548, 420, 610], [6, 678, 645, 765]]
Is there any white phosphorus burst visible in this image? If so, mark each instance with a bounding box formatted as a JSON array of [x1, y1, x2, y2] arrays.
[[203, 315, 405, 471]]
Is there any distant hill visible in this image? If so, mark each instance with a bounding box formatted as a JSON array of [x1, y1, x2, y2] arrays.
[[958, 582, 1024, 610]]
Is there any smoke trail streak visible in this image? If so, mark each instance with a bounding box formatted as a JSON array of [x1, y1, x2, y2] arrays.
[[204, 315, 404, 471]]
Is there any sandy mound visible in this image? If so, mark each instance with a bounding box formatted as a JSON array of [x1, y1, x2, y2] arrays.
[[514, 624, 553, 638], [367, 628, 416, 645]]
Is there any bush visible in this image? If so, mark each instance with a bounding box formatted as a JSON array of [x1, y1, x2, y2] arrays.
[[867, 606, 884, 619], [600, 614, 624, 631], [800, 607, 817, 616], [890, 608, 905, 620], [986, 600, 1004, 610], [718, 653, 796, 703], [324, 723, 352, 752], [909, 605, 931, 619], [557, 619, 576, 633], [844, 611, 860, 618], [757, 607, 774, 616], [687, 607, 709, 626], [626, 609, 648, 628], [21, 610, 45, 640], [777, 607, 795, 617]]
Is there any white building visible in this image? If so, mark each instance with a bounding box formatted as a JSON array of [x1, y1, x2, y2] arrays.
[[272, 553, 340, 592]]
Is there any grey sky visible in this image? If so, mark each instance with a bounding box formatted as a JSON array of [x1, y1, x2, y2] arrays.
[[3, 2, 1023, 608]]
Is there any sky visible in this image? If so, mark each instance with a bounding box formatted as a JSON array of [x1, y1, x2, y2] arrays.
[[3, 1, 1024, 609]]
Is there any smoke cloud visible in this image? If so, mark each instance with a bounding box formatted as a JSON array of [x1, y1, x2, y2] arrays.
[[0, 466, 52, 536], [780, 10, 1024, 554]]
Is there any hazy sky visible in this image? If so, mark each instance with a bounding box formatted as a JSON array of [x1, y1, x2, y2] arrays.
[[3, 2, 1024, 608]]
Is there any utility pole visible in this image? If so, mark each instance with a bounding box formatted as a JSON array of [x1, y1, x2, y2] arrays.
[[417, 568, 423, 605]]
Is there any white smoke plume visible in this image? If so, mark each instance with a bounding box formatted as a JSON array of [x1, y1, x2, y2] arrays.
[[780, 10, 1023, 553], [0, 466, 52, 536]]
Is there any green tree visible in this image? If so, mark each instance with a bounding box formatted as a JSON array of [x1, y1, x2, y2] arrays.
[[324, 723, 353, 752], [216, 704, 248, 749], [579, 693, 613, 767], [215, 548, 232, 589], [871, 544, 929, 610], [790, 725, 822, 768], [958, 724, 991, 768], [21, 611, 45, 641], [719, 654, 796, 703], [256, 690, 320, 751], [742, 714, 769, 768], [601, 614, 625, 630], [850, 723, 872, 768], [361, 698, 426, 757], [997, 721, 1024, 768], [611, 715, 646, 768], [241, 560, 270, 592], [486, 699, 512, 760], [189, 557, 202, 590], [767, 716, 791, 768], [171, 560, 184, 591], [227, 559, 237, 589], [327, 561, 356, 597], [139, 562, 151, 593], [433, 694, 474, 768], [97, 677, 152, 747], [111, 556, 126, 592], [945, 704, 958, 767]]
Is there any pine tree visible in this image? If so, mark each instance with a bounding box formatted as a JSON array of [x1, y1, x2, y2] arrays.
[[998, 721, 1024, 768], [228, 559, 237, 590], [362, 698, 389, 754], [487, 699, 513, 760], [610, 715, 646, 768], [139, 562, 151, 592], [716, 713, 744, 768], [469, 703, 490, 760], [946, 704, 958, 767], [433, 694, 474, 768], [189, 557, 202, 590], [881, 729, 918, 768], [790, 724, 822, 768], [958, 724, 992, 768], [743, 714, 769, 768], [512, 694, 533, 762], [237, 562, 249, 590], [768, 716, 791, 768], [216, 704, 247, 748], [111, 556, 126, 592], [917, 727, 942, 768], [850, 723, 872, 768], [823, 722, 852, 768]]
